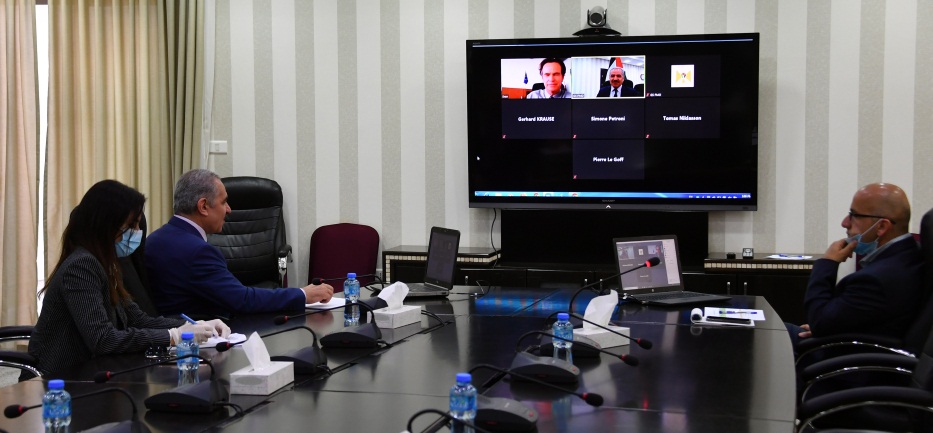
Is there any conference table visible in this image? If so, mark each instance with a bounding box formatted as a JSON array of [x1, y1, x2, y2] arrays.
[[0, 286, 796, 433]]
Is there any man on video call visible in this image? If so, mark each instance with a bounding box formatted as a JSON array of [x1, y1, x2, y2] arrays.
[[526, 58, 572, 99], [597, 67, 634, 97]]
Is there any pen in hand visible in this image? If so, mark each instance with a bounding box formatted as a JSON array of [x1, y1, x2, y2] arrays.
[[180, 313, 218, 337]]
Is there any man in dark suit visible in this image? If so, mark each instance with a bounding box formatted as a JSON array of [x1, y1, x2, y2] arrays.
[[146, 169, 333, 317], [787, 183, 924, 348], [596, 67, 634, 97]]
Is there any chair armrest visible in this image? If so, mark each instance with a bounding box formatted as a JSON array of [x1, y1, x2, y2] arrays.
[[796, 333, 908, 367], [801, 353, 919, 382], [0, 350, 41, 379], [0, 325, 34, 340], [277, 244, 292, 259], [797, 386, 933, 430]]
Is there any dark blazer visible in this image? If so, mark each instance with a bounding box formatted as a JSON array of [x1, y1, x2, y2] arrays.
[[596, 85, 635, 97], [29, 248, 183, 375], [145, 216, 306, 316], [805, 236, 925, 340]]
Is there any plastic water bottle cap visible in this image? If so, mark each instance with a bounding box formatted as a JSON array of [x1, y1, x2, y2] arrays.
[[181, 332, 194, 340], [347, 272, 356, 279], [557, 312, 569, 321], [48, 379, 65, 390], [456, 372, 472, 383]]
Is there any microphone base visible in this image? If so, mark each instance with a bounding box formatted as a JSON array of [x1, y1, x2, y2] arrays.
[[270, 345, 328, 374], [144, 379, 226, 414], [475, 395, 538, 432], [320, 323, 382, 348], [508, 352, 580, 384]]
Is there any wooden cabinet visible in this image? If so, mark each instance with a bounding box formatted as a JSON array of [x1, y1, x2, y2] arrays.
[[382, 245, 500, 285], [684, 272, 809, 324], [688, 253, 817, 324], [383, 247, 813, 324], [458, 267, 527, 288]]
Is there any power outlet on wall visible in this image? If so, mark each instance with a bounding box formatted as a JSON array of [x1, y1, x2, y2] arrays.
[[209, 140, 228, 154]]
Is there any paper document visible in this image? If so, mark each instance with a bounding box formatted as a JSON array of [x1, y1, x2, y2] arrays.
[[704, 307, 765, 321], [306, 296, 346, 310], [765, 254, 813, 260], [691, 308, 756, 327]]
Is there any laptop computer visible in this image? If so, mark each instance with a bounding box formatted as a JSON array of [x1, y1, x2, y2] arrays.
[[405, 227, 461, 298], [612, 235, 731, 306]]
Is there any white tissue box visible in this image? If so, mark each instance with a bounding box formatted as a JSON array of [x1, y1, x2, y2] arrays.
[[576, 325, 630, 348], [373, 305, 422, 329], [230, 361, 294, 395]]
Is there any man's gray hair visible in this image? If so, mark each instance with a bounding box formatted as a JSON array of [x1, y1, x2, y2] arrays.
[[173, 169, 221, 215]]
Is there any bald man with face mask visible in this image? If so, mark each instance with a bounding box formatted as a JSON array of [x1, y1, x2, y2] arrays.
[[786, 183, 924, 349]]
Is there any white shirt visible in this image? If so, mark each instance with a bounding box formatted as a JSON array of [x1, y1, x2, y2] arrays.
[[175, 214, 208, 242]]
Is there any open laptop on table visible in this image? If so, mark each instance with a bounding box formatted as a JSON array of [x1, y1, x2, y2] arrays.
[[613, 235, 731, 306], [405, 227, 460, 298]]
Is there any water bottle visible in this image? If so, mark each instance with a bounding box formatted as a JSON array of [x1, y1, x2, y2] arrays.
[[552, 312, 574, 363], [344, 272, 361, 324], [449, 372, 477, 423], [42, 379, 71, 433], [176, 331, 200, 386]]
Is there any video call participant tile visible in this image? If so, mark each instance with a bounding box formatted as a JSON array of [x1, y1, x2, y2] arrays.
[[644, 55, 721, 98], [571, 99, 645, 140], [501, 99, 572, 139], [572, 139, 645, 180], [645, 97, 720, 140]]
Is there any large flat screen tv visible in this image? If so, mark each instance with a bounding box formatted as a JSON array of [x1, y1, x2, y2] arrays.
[[466, 33, 759, 211]]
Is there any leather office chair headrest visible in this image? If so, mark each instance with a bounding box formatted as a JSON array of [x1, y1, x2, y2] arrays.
[[222, 177, 283, 210]]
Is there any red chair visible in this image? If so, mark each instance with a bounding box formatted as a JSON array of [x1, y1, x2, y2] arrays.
[[307, 223, 380, 292]]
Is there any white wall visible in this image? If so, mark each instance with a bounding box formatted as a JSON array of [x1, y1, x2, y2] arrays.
[[210, 0, 933, 286]]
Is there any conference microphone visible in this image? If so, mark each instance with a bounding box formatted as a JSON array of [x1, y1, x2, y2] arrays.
[[215, 326, 327, 375], [567, 257, 661, 314], [569, 312, 653, 350], [94, 354, 225, 414], [516, 330, 639, 367], [465, 363, 603, 432], [5, 387, 145, 433], [471, 363, 603, 406], [274, 303, 384, 349], [404, 408, 495, 433]]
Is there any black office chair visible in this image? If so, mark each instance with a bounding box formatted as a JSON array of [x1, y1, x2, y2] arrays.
[[633, 83, 644, 96], [208, 176, 291, 289], [796, 323, 933, 432], [795, 207, 933, 368], [0, 325, 40, 380]]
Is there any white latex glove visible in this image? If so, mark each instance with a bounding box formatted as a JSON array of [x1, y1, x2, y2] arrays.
[[199, 319, 231, 339], [168, 322, 214, 345]]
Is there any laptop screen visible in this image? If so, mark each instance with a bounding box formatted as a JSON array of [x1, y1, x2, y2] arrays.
[[612, 235, 684, 295], [423, 227, 460, 289]]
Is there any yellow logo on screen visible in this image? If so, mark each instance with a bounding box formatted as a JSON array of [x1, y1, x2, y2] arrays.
[[671, 64, 695, 88]]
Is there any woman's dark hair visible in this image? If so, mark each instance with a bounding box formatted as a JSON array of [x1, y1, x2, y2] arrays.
[[40, 180, 146, 306]]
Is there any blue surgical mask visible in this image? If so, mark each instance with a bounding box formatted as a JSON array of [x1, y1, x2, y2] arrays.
[[115, 229, 143, 258], [846, 219, 882, 255]]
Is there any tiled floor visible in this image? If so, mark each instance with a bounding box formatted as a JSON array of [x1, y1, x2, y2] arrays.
[[0, 367, 20, 387]]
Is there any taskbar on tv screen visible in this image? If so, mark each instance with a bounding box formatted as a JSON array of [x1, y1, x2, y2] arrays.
[[473, 191, 752, 199]]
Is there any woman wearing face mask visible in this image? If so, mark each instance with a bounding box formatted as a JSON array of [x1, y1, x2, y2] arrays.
[[28, 180, 229, 376]]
